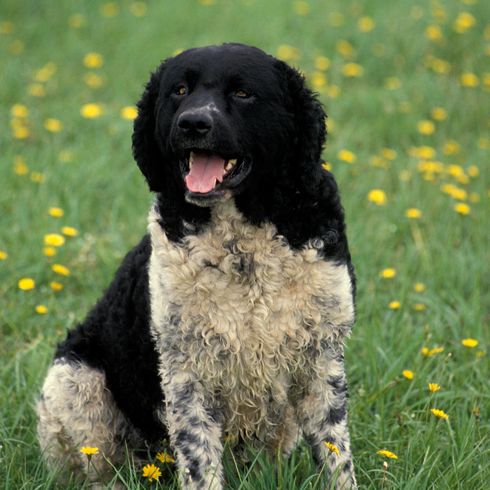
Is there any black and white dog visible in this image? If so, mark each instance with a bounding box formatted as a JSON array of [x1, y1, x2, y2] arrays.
[[37, 44, 357, 489]]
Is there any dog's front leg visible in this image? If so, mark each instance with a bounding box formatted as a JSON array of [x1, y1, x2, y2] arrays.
[[163, 369, 223, 490], [295, 347, 357, 489]]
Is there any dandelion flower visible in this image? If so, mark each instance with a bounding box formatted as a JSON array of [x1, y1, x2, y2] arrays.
[[342, 63, 364, 77], [50, 281, 63, 291], [62, 226, 79, 237], [293, 1, 310, 16], [36, 305, 48, 314], [100, 2, 119, 16], [461, 338, 478, 348], [142, 463, 161, 482], [385, 77, 401, 90], [11, 104, 29, 118], [336, 40, 355, 58], [311, 72, 327, 89], [129, 2, 148, 17], [417, 120, 435, 135], [431, 408, 449, 420], [84, 72, 105, 89], [324, 441, 340, 455], [402, 370, 414, 380], [380, 268, 396, 279], [405, 208, 422, 219], [44, 118, 63, 133], [156, 451, 175, 463], [120, 106, 138, 120], [358, 16, 375, 32], [431, 107, 447, 121], [367, 189, 387, 205], [314, 56, 330, 71], [389, 300, 401, 310], [0, 250, 8, 260], [453, 12, 476, 33], [30, 172, 46, 184], [460, 73, 479, 87], [18, 278, 35, 290], [425, 25, 443, 41], [338, 149, 356, 163], [80, 446, 99, 456], [276, 44, 300, 62], [428, 383, 441, 392], [68, 13, 86, 28], [48, 207, 64, 218], [52, 264, 70, 276], [44, 233, 65, 247], [377, 449, 398, 460], [454, 203, 470, 215], [43, 247, 57, 257], [28, 83, 46, 97], [413, 303, 427, 312], [81, 103, 103, 119], [414, 282, 426, 293]]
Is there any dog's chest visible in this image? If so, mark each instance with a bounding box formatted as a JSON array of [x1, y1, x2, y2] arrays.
[[148, 202, 354, 435]]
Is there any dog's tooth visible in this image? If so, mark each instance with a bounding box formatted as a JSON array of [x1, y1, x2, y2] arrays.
[[229, 158, 237, 166], [225, 161, 233, 172], [189, 151, 195, 169]]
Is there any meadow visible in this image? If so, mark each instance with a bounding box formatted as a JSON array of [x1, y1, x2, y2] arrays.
[[0, 0, 489, 488]]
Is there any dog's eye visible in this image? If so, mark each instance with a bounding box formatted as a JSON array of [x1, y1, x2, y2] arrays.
[[176, 86, 187, 96], [233, 89, 250, 98]]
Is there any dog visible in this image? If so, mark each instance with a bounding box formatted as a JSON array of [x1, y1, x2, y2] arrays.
[[37, 43, 357, 489]]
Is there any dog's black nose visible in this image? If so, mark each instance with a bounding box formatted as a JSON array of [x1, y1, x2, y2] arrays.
[[177, 111, 213, 136]]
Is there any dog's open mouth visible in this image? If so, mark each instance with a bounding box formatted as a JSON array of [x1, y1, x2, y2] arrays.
[[182, 150, 251, 196]]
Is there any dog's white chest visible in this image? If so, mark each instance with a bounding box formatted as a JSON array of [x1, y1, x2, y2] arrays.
[[148, 201, 354, 437]]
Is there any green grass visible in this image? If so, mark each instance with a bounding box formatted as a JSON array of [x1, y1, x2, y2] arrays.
[[1, 0, 489, 488]]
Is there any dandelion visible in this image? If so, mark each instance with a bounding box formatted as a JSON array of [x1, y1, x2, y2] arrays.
[[324, 441, 340, 455], [453, 12, 476, 33], [338, 149, 356, 163], [52, 264, 70, 276], [28, 84, 46, 97], [413, 303, 427, 312], [380, 268, 396, 279], [30, 172, 45, 183], [80, 446, 99, 456], [454, 203, 470, 215], [50, 281, 64, 291], [142, 463, 161, 482], [389, 301, 401, 310], [368, 189, 387, 206], [293, 1, 310, 16], [62, 226, 79, 237], [425, 25, 443, 42], [0, 250, 8, 260], [311, 72, 327, 89], [461, 338, 478, 348], [402, 370, 414, 380], [328, 12, 344, 27], [120, 106, 138, 120], [11, 104, 28, 118], [428, 383, 441, 392], [100, 2, 119, 17], [68, 13, 86, 28], [129, 2, 148, 17], [44, 234, 65, 247], [342, 63, 364, 77], [384, 77, 401, 90], [18, 278, 35, 290], [43, 247, 57, 257], [34, 62, 56, 82], [276, 44, 300, 62], [358, 16, 375, 32], [377, 449, 398, 459], [431, 107, 447, 121], [431, 408, 449, 420], [421, 346, 444, 357], [314, 56, 330, 71], [81, 103, 103, 119], [84, 72, 104, 89], [443, 140, 461, 155], [405, 208, 422, 219], [44, 118, 63, 133], [417, 120, 435, 135], [156, 451, 175, 463], [414, 282, 426, 293], [35, 305, 48, 314], [467, 165, 479, 178], [48, 207, 64, 217], [381, 148, 397, 160], [198, 0, 215, 5], [336, 40, 355, 58], [460, 73, 479, 87]]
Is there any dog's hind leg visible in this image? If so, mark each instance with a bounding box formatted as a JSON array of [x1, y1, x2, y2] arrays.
[[294, 348, 357, 490], [37, 359, 141, 484]]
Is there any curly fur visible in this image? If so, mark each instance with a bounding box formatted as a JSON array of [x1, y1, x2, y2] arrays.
[[37, 43, 357, 489]]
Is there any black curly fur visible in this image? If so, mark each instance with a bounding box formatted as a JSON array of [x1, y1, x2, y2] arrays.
[[54, 43, 355, 444]]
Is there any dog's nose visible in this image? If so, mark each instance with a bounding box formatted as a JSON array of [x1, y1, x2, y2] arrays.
[[177, 111, 213, 136]]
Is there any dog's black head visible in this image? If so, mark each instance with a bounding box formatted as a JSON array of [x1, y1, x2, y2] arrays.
[[132, 44, 326, 208]]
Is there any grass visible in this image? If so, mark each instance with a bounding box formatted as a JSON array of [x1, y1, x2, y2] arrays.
[[1, 0, 489, 488]]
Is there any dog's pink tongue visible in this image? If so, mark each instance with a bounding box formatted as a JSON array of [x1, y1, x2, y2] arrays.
[[185, 153, 226, 193]]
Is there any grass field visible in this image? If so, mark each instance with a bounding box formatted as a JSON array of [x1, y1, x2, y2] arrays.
[[1, 0, 489, 488]]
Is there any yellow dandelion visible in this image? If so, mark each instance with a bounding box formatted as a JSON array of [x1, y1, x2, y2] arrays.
[[0, 21, 14, 34], [380, 268, 396, 279], [311, 72, 327, 90], [328, 12, 344, 27], [368, 189, 387, 206], [50, 281, 64, 291], [453, 12, 476, 33], [11, 104, 28, 118], [461, 338, 478, 348], [414, 282, 426, 293], [129, 2, 148, 17], [80, 446, 99, 456], [326, 85, 340, 98], [43, 247, 57, 257], [381, 148, 397, 160], [81, 103, 103, 119], [34, 62, 56, 82], [342, 63, 364, 78], [68, 13, 86, 28], [336, 40, 355, 59], [460, 73, 479, 87], [443, 140, 461, 155], [431, 408, 449, 420], [454, 203, 470, 215], [338, 149, 356, 163], [417, 120, 435, 135], [431, 107, 447, 121], [28, 83, 46, 97], [293, 1, 310, 16], [84, 72, 105, 89], [44, 233, 65, 247], [428, 383, 441, 393], [18, 278, 35, 290], [389, 301, 401, 310], [421, 346, 444, 357], [402, 370, 414, 380], [35, 305, 48, 315], [385, 77, 401, 90], [425, 25, 443, 42], [324, 441, 340, 455], [120, 106, 138, 120], [467, 165, 479, 178], [156, 451, 175, 463], [62, 226, 79, 237], [429, 57, 451, 74], [52, 264, 70, 276], [377, 449, 398, 460], [0, 250, 8, 260], [198, 0, 215, 5], [358, 16, 375, 32], [405, 208, 422, 219], [48, 207, 64, 218], [314, 56, 330, 71], [13, 125, 30, 139], [276, 44, 300, 62], [142, 463, 161, 482], [100, 2, 119, 17], [410, 146, 436, 160], [44, 118, 63, 133], [413, 303, 427, 312], [30, 172, 45, 184]]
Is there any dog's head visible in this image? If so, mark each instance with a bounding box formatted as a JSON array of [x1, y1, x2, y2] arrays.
[[133, 43, 326, 207]]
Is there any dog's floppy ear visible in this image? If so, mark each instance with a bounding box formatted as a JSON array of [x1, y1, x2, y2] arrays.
[[132, 63, 166, 192], [275, 60, 327, 173]]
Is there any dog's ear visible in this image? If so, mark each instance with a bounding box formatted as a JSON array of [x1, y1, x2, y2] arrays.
[[275, 60, 327, 172], [132, 63, 166, 192]]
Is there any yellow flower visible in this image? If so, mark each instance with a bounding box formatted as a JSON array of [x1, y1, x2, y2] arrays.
[[314, 56, 330, 71], [381, 148, 397, 160], [377, 449, 398, 460], [84, 72, 105, 89], [358, 16, 375, 32], [50, 281, 63, 291], [34, 62, 56, 82], [454, 203, 470, 215], [324, 441, 340, 455], [80, 446, 99, 456], [342, 63, 364, 78], [405, 208, 422, 219], [431, 107, 447, 121], [142, 463, 161, 481], [62, 226, 79, 237], [429, 57, 451, 74], [380, 268, 396, 279], [276, 44, 300, 62], [129, 2, 148, 17], [336, 40, 355, 58], [453, 12, 476, 33], [311, 72, 327, 89], [44, 234, 65, 247], [389, 301, 401, 310], [18, 278, 35, 290], [414, 282, 426, 293], [402, 370, 414, 380], [338, 149, 356, 163], [100, 2, 119, 17], [410, 146, 436, 160], [48, 207, 64, 217], [11, 104, 29, 118], [425, 25, 443, 42], [156, 451, 175, 463], [43, 247, 57, 257], [413, 303, 427, 312], [428, 383, 441, 393], [431, 408, 449, 420], [0, 250, 8, 260], [328, 12, 344, 27], [80, 103, 103, 119], [461, 338, 478, 348], [460, 73, 479, 87], [120, 106, 138, 120], [44, 118, 63, 133], [36, 305, 48, 314], [68, 13, 86, 28], [443, 140, 461, 155], [293, 1, 310, 16], [384, 77, 401, 90], [30, 172, 45, 183], [368, 189, 387, 206], [28, 83, 46, 97], [417, 120, 435, 135], [467, 165, 479, 178], [421, 346, 444, 357], [52, 264, 70, 276], [198, 0, 215, 4]]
